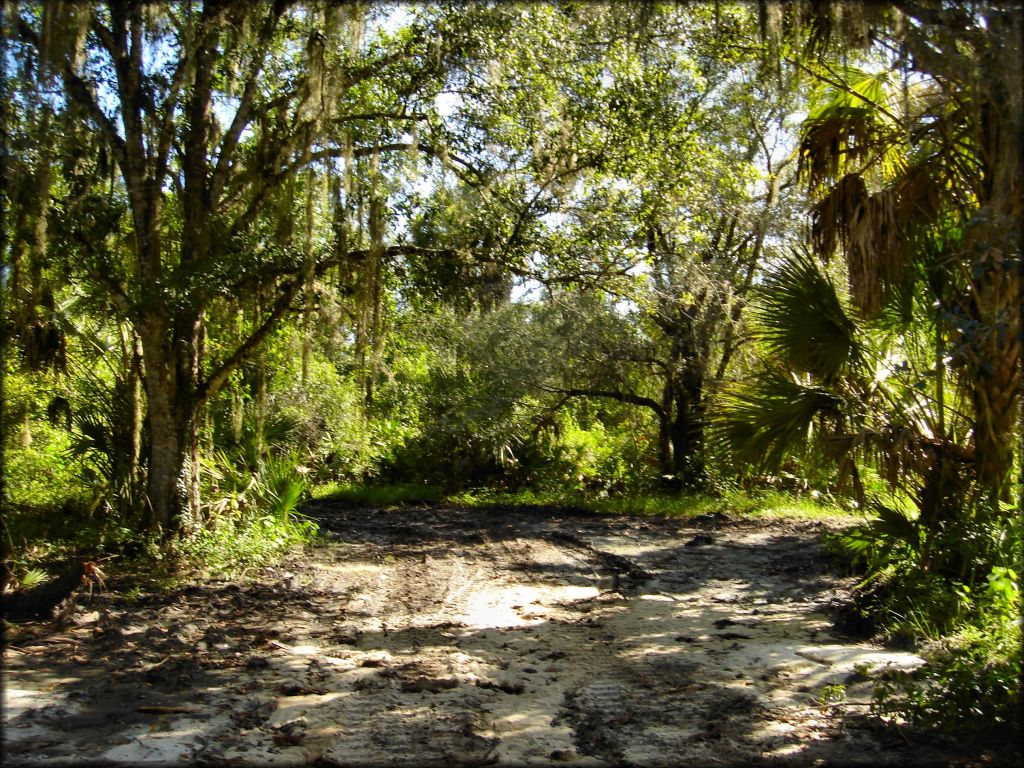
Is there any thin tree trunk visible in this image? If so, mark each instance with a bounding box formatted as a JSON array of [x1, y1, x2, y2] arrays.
[[657, 413, 673, 480], [658, 375, 675, 482], [715, 162, 780, 381], [254, 358, 267, 461], [302, 170, 317, 385], [28, 112, 52, 312], [230, 310, 245, 443], [123, 324, 145, 506]]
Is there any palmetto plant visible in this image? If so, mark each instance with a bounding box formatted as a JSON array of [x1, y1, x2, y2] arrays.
[[712, 246, 977, 576]]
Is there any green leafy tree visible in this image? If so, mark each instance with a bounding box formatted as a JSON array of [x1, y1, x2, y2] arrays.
[[523, 5, 804, 489], [8, 2, 473, 535]]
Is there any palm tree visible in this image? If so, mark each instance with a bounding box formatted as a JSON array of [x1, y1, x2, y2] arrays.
[[796, 48, 1020, 499], [759, 0, 1021, 499]]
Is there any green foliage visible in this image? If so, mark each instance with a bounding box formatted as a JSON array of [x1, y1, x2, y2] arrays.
[[872, 620, 1021, 742], [714, 370, 843, 470], [829, 501, 1020, 638], [452, 486, 850, 521], [3, 371, 88, 512], [5, 418, 84, 512], [710, 249, 880, 484], [540, 413, 646, 494], [3, 374, 142, 559], [313, 482, 445, 507], [202, 451, 309, 524], [829, 503, 1022, 739], [372, 305, 544, 488], [267, 339, 379, 483], [179, 511, 317, 578], [188, 452, 317, 575], [18, 568, 49, 589], [755, 249, 860, 382], [65, 368, 147, 524]]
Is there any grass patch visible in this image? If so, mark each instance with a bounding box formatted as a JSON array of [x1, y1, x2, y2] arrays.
[[177, 511, 318, 578], [311, 481, 446, 507], [457, 487, 856, 519], [732, 491, 866, 520], [312, 481, 858, 521]]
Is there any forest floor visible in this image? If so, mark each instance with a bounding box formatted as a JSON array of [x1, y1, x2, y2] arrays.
[[2, 503, 1013, 767]]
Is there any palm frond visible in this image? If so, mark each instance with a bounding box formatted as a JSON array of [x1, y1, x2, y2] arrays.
[[812, 173, 866, 259], [711, 370, 842, 470], [755, 248, 860, 382], [798, 106, 881, 189], [893, 160, 948, 230], [870, 503, 922, 552], [810, 172, 905, 317], [798, 67, 902, 192]]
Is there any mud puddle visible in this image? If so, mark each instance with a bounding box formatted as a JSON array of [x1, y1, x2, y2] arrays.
[[2, 504, 1003, 766]]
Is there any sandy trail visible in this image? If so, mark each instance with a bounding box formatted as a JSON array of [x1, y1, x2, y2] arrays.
[[0, 504, 987, 766]]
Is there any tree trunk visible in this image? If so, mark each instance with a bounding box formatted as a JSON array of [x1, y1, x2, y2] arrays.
[[969, 220, 1022, 498], [254, 356, 267, 460], [140, 317, 203, 538], [658, 314, 709, 490], [656, 412, 673, 481], [120, 324, 145, 492], [670, 377, 706, 491], [144, 382, 202, 537], [144, 371, 186, 534], [968, 15, 1022, 497]]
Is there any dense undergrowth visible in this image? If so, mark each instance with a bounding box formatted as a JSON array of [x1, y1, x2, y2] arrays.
[[827, 501, 1022, 745]]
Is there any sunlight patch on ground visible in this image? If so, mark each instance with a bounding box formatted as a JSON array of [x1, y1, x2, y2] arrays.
[[794, 644, 925, 671], [462, 583, 600, 628], [100, 722, 220, 765]]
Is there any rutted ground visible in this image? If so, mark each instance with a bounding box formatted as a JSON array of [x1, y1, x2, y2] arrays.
[[1, 504, 999, 766]]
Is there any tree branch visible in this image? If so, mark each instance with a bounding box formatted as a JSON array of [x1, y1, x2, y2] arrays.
[[197, 243, 458, 401], [198, 276, 303, 405], [15, 19, 128, 169], [211, 5, 285, 203], [542, 386, 666, 419], [224, 141, 482, 240], [303, 142, 485, 183], [332, 111, 430, 123]]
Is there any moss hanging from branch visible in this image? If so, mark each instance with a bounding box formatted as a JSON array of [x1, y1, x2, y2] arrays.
[[365, 146, 386, 406]]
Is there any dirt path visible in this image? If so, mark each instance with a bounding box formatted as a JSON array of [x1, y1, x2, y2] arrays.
[[1, 504, 996, 766]]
